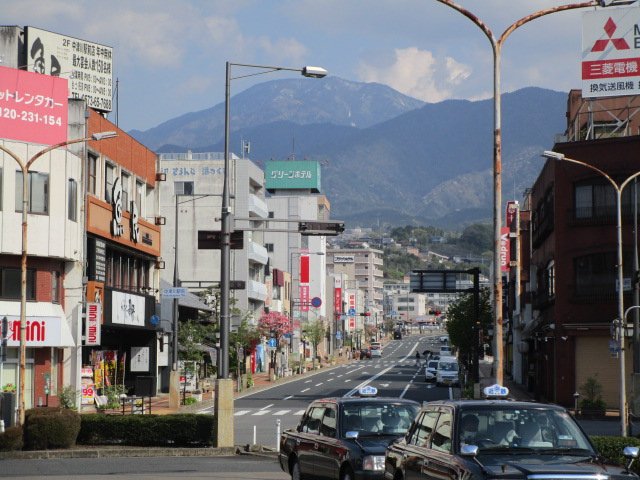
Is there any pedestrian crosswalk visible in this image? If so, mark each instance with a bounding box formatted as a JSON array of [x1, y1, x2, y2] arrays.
[[234, 408, 306, 417]]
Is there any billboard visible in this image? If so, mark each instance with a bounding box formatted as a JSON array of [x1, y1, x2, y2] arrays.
[[582, 8, 640, 98], [25, 27, 113, 112], [265, 160, 321, 191], [500, 227, 511, 273], [0, 65, 68, 145]]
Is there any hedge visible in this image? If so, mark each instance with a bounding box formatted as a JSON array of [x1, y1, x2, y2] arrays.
[[23, 408, 81, 450], [77, 414, 215, 447], [0, 426, 23, 451], [591, 436, 640, 474]]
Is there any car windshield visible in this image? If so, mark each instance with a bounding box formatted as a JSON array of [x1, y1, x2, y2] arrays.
[[439, 362, 458, 372], [342, 403, 419, 437], [427, 361, 438, 369], [458, 406, 594, 455]]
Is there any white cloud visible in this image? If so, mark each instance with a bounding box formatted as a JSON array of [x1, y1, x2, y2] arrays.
[[358, 47, 472, 102]]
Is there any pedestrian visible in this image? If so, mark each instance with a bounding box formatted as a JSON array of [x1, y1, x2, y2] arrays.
[[415, 351, 421, 366]]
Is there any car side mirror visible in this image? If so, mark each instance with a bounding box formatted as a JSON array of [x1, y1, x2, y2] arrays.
[[345, 431, 359, 439], [623, 446, 639, 472], [460, 444, 479, 457]]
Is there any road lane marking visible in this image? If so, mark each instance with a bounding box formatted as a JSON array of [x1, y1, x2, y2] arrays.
[[305, 380, 312, 383], [295, 410, 305, 415], [260, 404, 274, 410], [253, 410, 270, 416], [274, 410, 291, 416], [337, 375, 343, 378], [234, 410, 250, 416], [315, 383, 323, 387], [284, 395, 293, 400], [301, 388, 310, 392]]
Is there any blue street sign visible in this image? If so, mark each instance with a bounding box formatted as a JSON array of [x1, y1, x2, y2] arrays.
[[268, 338, 277, 348], [311, 297, 322, 308], [336, 331, 342, 340], [348, 308, 356, 316], [150, 314, 160, 326]]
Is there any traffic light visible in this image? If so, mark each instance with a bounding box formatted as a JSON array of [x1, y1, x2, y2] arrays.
[[298, 221, 345, 236]]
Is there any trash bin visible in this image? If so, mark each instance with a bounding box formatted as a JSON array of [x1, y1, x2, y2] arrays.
[[1, 392, 16, 427], [135, 376, 155, 397]]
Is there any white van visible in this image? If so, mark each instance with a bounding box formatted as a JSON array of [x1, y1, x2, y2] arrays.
[[439, 345, 452, 356], [370, 341, 382, 358], [435, 355, 459, 387]]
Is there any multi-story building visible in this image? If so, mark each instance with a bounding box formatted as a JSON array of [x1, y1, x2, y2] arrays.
[[158, 152, 269, 323], [523, 90, 640, 408]]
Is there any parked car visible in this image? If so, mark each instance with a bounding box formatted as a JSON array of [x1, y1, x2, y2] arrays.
[[424, 359, 438, 382], [370, 342, 382, 358], [360, 347, 371, 359], [439, 345, 453, 356], [435, 355, 460, 387], [279, 387, 420, 480], [384, 390, 640, 480]]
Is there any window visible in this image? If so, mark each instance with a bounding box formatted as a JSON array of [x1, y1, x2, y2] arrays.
[[575, 252, 617, 295], [68, 179, 78, 221], [301, 407, 324, 434], [545, 260, 555, 297], [1, 268, 35, 300], [431, 411, 452, 453], [136, 180, 144, 216], [265, 243, 274, 253], [268, 211, 274, 218], [105, 163, 115, 203], [320, 407, 337, 437], [410, 410, 438, 447], [174, 181, 194, 196], [121, 173, 130, 211], [51, 271, 60, 303], [16, 171, 49, 214], [87, 154, 97, 195]]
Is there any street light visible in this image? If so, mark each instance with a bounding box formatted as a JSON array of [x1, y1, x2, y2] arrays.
[[0, 130, 117, 425], [218, 61, 327, 447], [543, 149, 640, 436], [436, 0, 598, 386]]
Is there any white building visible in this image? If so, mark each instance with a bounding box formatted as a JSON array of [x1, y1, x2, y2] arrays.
[[158, 152, 269, 323]]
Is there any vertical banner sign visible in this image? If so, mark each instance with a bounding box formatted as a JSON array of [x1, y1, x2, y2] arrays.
[[500, 227, 511, 272], [0, 65, 68, 145], [85, 302, 102, 346], [334, 277, 342, 314], [348, 292, 356, 330], [299, 255, 310, 312], [505, 201, 518, 229], [582, 8, 640, 98]]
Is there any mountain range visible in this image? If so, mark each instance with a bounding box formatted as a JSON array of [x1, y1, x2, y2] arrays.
[[130, 77, 567, 229]]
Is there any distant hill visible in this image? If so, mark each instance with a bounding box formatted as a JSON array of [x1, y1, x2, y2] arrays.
[[131, 80, 567, 229]]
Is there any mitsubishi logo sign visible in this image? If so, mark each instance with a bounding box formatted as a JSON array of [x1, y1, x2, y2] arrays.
[[582, 7, 640, 98], [591, 18, 630, 52]]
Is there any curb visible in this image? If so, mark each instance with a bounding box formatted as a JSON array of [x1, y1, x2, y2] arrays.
[[0, 446, 238, 460]]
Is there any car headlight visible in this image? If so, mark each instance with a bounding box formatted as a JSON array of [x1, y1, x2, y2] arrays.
[[362, 455, 385, 471]]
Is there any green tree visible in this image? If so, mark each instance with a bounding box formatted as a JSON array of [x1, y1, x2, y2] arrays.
[[457, 223, 493, 252], [446, 287, 492, 377], [304, 319, 326, 368], [230, 316, 260, 384]]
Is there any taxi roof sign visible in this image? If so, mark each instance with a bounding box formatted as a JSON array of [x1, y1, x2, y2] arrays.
[[483, 384, 509, 398], [358, 386, 378, 397]]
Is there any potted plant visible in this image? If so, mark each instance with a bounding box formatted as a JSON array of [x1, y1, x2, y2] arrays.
[[579, 376, 606, 418]]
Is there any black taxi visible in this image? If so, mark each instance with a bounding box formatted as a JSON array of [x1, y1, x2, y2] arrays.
[[279, 386, 420, 480], [385, 385, 639, 480]]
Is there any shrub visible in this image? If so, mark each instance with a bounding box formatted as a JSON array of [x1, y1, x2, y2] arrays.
[[78, 414, 215, 447], [579, 376, 606, 417], [57, 385, 78, 410], [183, 397, 197, 406], [23, 407, 81, 450], [591, 436, 640, 474], [0, 426, 23, 451]]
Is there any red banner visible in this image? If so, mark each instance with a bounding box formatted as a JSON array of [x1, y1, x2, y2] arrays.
[[0, 66, 68, 145], [299, 255, 310, 283], [300, 285, 310, 312], [334, 287, 342, 314], [500, 227, 511, 272]]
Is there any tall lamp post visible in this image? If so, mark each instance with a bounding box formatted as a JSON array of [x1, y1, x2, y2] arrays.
[[0, 131, 117, 425], [218, 62, 327, 447], [543, 150, 640, 437], [436, 0, 598, 385]]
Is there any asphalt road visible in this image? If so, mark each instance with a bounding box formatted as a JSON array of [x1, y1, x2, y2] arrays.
[[198, 333, 458, 447]]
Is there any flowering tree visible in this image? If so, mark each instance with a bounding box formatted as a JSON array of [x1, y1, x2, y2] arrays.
[[258, 311, 292, 340]]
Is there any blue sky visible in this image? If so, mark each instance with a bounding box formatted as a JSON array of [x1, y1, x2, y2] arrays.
[[2, 1, 610, 132]]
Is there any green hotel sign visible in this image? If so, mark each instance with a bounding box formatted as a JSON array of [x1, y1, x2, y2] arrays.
[[265, 161, 321, 192]]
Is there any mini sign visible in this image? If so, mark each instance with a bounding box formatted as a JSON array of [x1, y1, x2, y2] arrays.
[[162, 287, 187, 298], [85, 302, 102, 346]]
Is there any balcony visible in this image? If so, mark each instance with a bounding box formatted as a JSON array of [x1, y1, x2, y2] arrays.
[[248, 279, 267, 302], [248, 241, 269, 265], [248, 193, 268, 218]]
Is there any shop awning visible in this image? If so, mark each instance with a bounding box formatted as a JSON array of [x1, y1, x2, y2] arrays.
[[0, 301, 75, 347]]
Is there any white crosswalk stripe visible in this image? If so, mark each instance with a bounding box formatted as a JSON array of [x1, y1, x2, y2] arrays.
[[294, 410, 305, 415], [234, 410, 250, 416], [252, 410, 271, 416], [273, 410, 291, 416]]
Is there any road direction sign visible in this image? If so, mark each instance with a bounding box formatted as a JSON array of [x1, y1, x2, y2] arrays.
[[348, 308, 356, 316]]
